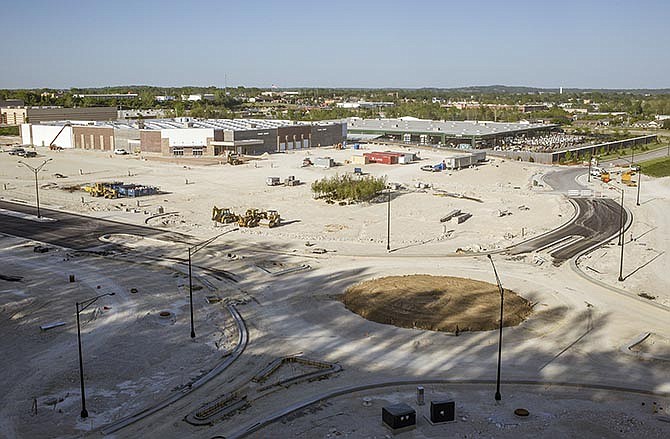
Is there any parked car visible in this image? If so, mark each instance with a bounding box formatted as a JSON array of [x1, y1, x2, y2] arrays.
[[114, 148, 129, 155], [8, 148, 25, 156], [22, 151, 37, 158]]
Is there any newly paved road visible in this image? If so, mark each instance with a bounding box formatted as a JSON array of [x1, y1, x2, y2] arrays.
[[0, 200, 192, 250], [509, 197, 626, 264], [508, 166, 626, 263]]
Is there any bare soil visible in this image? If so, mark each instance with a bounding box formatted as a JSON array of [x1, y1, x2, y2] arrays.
[[342, 274, 532, 332]]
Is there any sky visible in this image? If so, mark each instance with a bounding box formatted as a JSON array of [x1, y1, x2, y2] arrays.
[[1, 0, 668, 89]]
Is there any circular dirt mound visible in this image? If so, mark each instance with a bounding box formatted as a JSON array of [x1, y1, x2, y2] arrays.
[[342, 274, 532, 333]]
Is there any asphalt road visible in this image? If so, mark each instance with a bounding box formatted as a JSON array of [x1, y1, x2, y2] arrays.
[[542, 166, 587, 192], [0, 200, 192, 250], [509, 196, 625, 264], [604, 146, 670, 167]]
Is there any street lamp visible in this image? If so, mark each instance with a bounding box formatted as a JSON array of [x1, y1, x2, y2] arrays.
[[619, 189, 624, 282], [186, 229, 237, 338], [18, 158, 52, 218], [76, 292, 115, 419], [588, 154, 592, 183], [386, 188, 391, 252], [487, 254, 504, 401], [636, 166, 642, 206]]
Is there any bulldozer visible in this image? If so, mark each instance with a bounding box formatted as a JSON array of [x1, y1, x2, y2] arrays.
[[212, 206, 239, 224], [259, 210, 281, 228], [238, 208, 261, 227], [227, 153, 244, 165]]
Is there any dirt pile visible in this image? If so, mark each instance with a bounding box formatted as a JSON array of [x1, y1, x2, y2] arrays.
[[342, 274, 532, 332]]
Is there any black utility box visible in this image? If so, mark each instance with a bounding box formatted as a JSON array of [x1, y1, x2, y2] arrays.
[[382, 403, 416, 430], [430, 399, 455, 423]]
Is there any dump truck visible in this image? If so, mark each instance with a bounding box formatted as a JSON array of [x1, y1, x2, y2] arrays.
[[601, 172, 611, 183]]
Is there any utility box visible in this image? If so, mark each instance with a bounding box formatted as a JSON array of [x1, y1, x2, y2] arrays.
[[430, 400, 455, 424], [266, 177, 281, 186], [382, 403, 416, 431]]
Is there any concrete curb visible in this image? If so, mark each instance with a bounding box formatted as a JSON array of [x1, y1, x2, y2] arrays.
[[100, 305, 248, 435]]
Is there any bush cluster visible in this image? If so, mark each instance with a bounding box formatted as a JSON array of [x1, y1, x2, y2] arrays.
[[311, 174, 386, 202]]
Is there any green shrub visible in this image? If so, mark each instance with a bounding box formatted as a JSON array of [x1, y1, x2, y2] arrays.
[[312, 174, 387, 202], [0, 126, 20, 136]]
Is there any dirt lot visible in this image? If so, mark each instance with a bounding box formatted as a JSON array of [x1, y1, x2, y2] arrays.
[[342, 274, 532, 332], [0, 142, 571, 254]]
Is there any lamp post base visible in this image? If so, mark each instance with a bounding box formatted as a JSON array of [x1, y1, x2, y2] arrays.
[[81, 409, 89, 419], [495, 392, 501, 401]]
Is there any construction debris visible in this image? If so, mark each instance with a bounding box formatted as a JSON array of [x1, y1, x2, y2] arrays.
[[440, 209, 461, 222], [82, 182, 158, 198]]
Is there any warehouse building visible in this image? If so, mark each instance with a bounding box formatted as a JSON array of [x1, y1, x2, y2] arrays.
[[21, 118, 346, 156], [1, 106, 117, 125], [345, 117, 557, 149]]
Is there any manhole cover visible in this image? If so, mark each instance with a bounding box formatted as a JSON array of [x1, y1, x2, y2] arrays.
[[159, 311, 172, 318], [130, 288, 138, 294], [514, 408, 530, 417]]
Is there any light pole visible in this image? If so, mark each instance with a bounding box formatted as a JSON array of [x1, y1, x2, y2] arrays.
[[386, 189, 391, 252], [187, 229, 237, 338], [636, 166, 642, 206], [619, 189, 624, 282], [487, 254, 504, 401], [18, 158, 52, 218], [588, 154, 592, 183], [76, 292, 115, 419]]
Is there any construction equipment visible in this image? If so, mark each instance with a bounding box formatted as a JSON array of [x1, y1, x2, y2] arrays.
[[302, 158, 313, 167], [212, 207, 281, 228], [48, 123, 70, 150], [227, 153, 244, 165], [621, 171, 636, 186], [83, 182, 120, 198], [212, 206, 239, 224], [259, 210, 281, 228], [284, 175, 300, 186], [238, 209, 261, 227], [601, 172, 611, 183]]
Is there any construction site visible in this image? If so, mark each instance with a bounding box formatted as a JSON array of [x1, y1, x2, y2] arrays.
[[1, 137, 670, 439]]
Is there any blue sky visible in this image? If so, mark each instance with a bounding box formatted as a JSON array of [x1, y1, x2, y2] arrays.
[[1, 0, 668, 89]]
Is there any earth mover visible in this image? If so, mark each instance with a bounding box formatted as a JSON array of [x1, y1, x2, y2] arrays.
[[227, 153, 244, 165], [259, 210, 281, 228], [212, 206, 239, 224], [238, 208, 261, 227]]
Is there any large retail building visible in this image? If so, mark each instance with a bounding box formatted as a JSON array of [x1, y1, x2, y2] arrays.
[[21, 118, 346, 156]]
